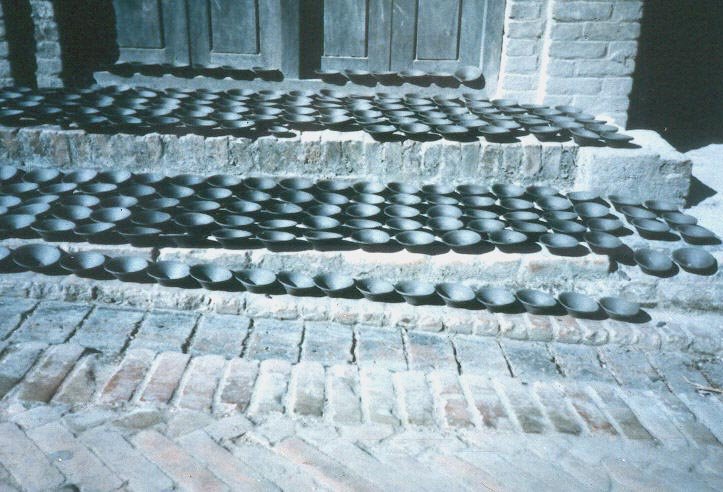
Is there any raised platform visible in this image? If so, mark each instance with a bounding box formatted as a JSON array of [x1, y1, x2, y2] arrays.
[[0, 125, 691, 202]]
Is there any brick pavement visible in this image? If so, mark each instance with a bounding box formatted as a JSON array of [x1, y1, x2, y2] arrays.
[[0, 297, 721, 490]]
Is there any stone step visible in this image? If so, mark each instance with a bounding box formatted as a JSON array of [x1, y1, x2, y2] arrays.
[[0, 126, 690, 201], [2, 236, 720, 314], [2, 340, 722, 446]]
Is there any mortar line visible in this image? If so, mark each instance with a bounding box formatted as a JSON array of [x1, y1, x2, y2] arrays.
[[239, 318, 255, 359], [118, 310, 149, 356], [63, 304, 96, 344], [181, 312, 203, 354], [496, 339, 515, 378], [1, 300, 40, 342], [535, 0, 554, 104]]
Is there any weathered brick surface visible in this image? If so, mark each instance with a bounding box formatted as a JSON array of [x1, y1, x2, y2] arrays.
[[248, 359, 291, 416], [81, 426, 174, 491], [302, 321, 353, 364], [245, 318, 303, 362], [326, 364, 362, 424], [452, 335, 510, 376], [405, 331, 457, 371], [13, 343, 84, 402], [27, 421, 124, 490], [355, 325, 407, 371], [11, 301, 89, 344], [0, 299, 36, 339], [500, 340, 559, 379], [72, 306, 145, 353], [394, 371, 435, 426], [137, 352, 190, 404], [132, 429, 229, 491], [289, 361, 325, 417], [0, 342, 46, 398], [130, 309, 197, 352], [429, 371, 475, 428], [177, 354, 226, 412], [359, 367, 400, 425], [190, 313, 250, 357], [218, 358, 258, 414], [461, 375, 516, 431], [0, 422, 65, 490], [99, 348, 155, 404]]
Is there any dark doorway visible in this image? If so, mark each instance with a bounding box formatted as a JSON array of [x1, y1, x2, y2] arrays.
[[1, 0, 37, 86], [54, 0, 118, 87], [628, 0, 723, 151]]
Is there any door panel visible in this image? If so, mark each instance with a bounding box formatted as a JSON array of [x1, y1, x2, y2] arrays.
[[112, 0, 188, 65], [188, 0, 286, 70], [321, 0, 391, 71], [415, 0, 460, 60]]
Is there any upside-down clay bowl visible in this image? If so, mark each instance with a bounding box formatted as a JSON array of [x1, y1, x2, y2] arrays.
[[234, 268, 278, 294], [436, 282, 478, 309], [558, 292, 600, 318], [599, 296, 640, 321], [515, 289, 557, 315], [12, 243, 62, 272], [394, 280, 438, 306], [59, 251, 107, 276], [634, 248, 674, 276], [147, 260, 192, 287], [104, 255, 150, 282], [188, 263, 235, 290], [313, 273, 356, 298], [355, 278, 397, 302], [476, 286, 517, 311], [671, 247, 717, 275], [277, 271, 320, 297]]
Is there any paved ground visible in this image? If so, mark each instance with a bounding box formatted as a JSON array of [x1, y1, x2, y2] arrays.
[[0, 295, 721, 491]]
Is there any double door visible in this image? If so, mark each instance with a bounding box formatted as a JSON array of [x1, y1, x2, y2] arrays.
[[321, 0, 503, 73], [113, 0, 289, 71]]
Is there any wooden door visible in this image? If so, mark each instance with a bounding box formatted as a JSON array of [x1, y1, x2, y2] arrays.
[[112, 0, 189, 65], [187, 0, 283, 70], [321, 0, 504, 84], [320, 0, 392, 71]]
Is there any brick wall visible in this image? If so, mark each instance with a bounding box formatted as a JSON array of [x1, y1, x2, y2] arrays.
[[498, 0, 643, 127], [29, 0, 62, 87], [0, 3, 13, 86]]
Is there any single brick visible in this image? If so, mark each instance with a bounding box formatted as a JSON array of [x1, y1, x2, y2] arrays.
[[588, 383, 652, 440], [505, 54, 540, 73], [0, 422, 65, 490], [0, 298, 36, 338], [179, 430, 275, 490], [506, 38, 538, 56], [584, 21, 641, 41], [302, 321, 353, 364], [452, 335, 509, 376], [355, 325, 406, 371], [326, 365, 362, 425], [550, 22, 584, 41], [393, 371, 435, 426], [137, 351, 190, 404], [533, 382, 583, 435], [612, 2, 642, 21], [564, 383, 618, 436], [0, 342, 46, 397], [245, 318, 303, 362], [359, 367, 399, 425], [247, 359, 291, 416], [11, 301, 88, 344], [597, 347, 663, 389], [429, 371, 475, 428], [289, 361, 325, 417], [27, 421, 124, 491], [130, 309, 197, 352], [274, 437, 379, 491], [53, 353, 102, 404], [552, 2, 612, 22], [80, 426, 174, 491], [71, 306, 145, 353], [14, 343, 84, 403], [132, 430, 228, 491], [551, 316, 582, 343], [176, 354, 226, 412], [524, 314, 556, 341], [460, 375, 515, 431], [509, 2, 541, 19], [549, 41, 607, 59], [218, 358, 258, 414], [549, 343, 614, 382], [496, 380, 548, 433], [506, 19, 545, 39], [575, 59, 634, 77], [190, 313, 250, 357], [406, 331, 456, 371], [100, 348, 156, 404], [499, 339, 559, 379]]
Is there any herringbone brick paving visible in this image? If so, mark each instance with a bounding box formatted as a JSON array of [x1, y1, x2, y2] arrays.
[[0, 296, 721, 490]]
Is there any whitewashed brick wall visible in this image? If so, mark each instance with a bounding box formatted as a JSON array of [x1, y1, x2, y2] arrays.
[[29, 0, 63, 88], [0, 3, 13, 86], [498, 0, 643, 127]]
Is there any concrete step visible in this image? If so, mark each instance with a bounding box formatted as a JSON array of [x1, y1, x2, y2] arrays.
[[0, 126, 690, 201]]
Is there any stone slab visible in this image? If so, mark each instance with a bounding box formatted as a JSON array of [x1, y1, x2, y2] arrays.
[[0, 126, 690, 201]]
